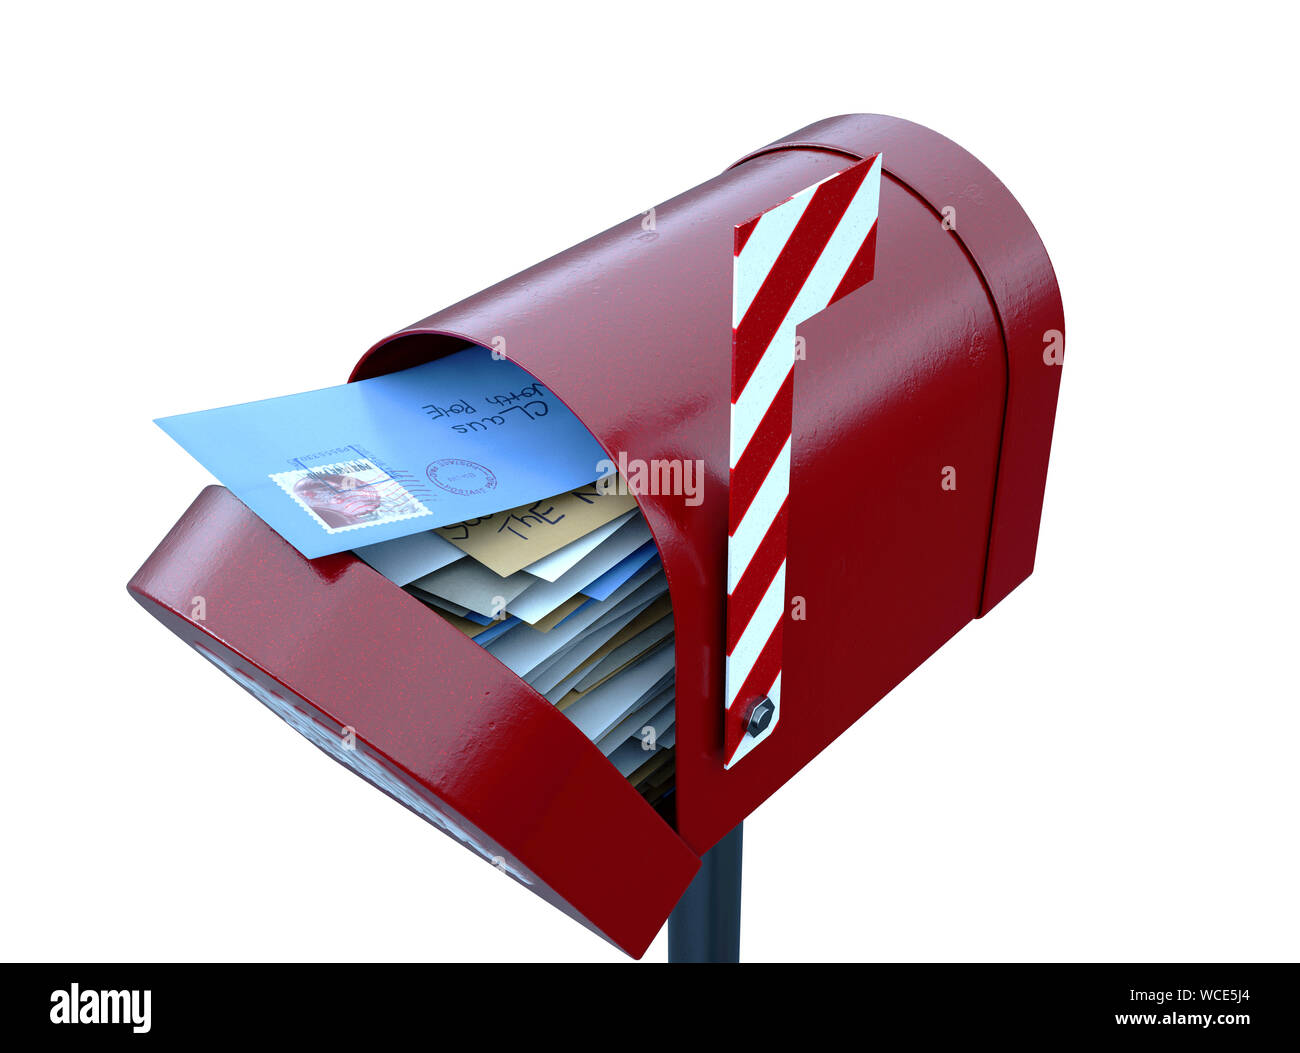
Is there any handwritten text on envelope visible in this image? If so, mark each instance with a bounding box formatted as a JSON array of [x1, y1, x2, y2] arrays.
[[435, 480, 637, 576], [155, 346, 610, 558]]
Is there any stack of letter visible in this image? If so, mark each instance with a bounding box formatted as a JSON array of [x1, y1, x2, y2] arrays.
[[353, 478, 676, 797]]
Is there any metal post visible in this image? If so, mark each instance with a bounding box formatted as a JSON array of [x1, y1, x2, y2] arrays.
[[667, 822, 742, 963]]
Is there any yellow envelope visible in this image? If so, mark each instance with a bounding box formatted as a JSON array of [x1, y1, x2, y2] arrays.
[[435, 479, 637, 577], [557, 628, 673, 705], [419, 603, 491, 638], [628, 748, 674, 788]]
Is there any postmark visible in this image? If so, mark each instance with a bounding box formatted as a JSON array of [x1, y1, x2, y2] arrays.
[[426, 457, 498, 496]]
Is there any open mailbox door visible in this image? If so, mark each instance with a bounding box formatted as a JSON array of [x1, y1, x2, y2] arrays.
[[130, 113, 1063, 959], [129, 486, 700, 958]]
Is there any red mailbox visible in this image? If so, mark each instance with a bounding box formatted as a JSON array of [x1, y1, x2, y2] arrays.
[[129, 113, 1064, 959]]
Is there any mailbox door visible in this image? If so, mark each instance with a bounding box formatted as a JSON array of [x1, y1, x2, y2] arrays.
[[129, 485, 700, 959]]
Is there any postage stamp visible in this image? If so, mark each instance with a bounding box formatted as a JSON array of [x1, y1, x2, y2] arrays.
[[271, 447, 431, 534]]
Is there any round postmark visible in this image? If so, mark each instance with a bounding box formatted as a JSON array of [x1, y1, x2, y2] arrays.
[[426, 458, 498, 496]]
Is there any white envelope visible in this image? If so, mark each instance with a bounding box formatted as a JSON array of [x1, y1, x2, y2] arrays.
[[406, 589, 476, 620], [542, 624, 671, 703], [544, 661, 593, 704], [508, 518, 653, 624], [563, 642, 675, 741], [527, 594, 661, 696], [488, 566, 666, 678], [596, 692, 675, 757], [575, 618, 674, 692], [608, 716, 677, 777], [409, 558, 535, 618], [354, 530, 463, 586], [520, 510, 637, 582]]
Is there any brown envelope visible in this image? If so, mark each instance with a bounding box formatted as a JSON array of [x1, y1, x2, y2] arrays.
[[435, 479, 637, 577]]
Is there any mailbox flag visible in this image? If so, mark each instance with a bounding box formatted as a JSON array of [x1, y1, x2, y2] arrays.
[[725, 154, 881, 768]]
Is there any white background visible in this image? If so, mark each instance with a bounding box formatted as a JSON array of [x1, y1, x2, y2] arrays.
[[3, 2, 1296, 963]]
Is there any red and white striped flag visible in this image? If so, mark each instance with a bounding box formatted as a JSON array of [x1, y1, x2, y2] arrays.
[[725, 153, 882, 768]]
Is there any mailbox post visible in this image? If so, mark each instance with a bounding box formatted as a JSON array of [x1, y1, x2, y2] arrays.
[[668, 823, 744, 963]]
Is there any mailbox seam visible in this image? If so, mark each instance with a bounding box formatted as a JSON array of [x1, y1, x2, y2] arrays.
[[880, 173, 1012, 618]]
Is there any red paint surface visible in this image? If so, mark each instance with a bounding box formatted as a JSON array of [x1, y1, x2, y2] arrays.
[[131, 114, 1063, 954]]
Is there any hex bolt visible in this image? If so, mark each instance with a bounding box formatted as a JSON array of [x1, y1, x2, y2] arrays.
[[746, 696, 775, 737]]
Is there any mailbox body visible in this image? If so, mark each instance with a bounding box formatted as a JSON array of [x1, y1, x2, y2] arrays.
[[129, 114, 1064, 957]]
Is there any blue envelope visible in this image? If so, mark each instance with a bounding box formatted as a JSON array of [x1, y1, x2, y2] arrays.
[[156, 347, 609, 558]]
